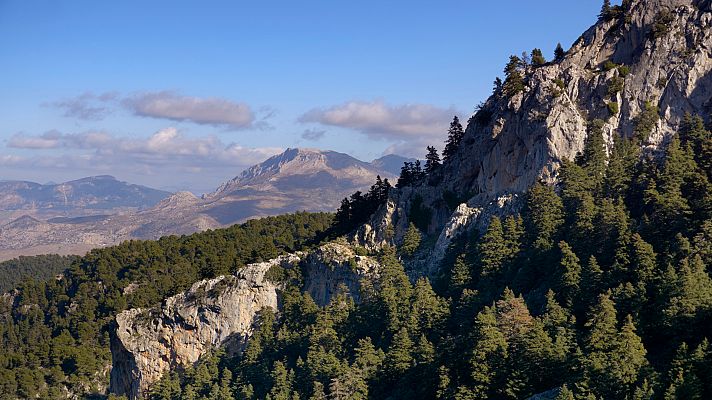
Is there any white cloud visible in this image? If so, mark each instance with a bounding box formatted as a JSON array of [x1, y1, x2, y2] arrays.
[[4, 128, 282, 172], [300, 100, 459, 140], [124, 91, 256, 130], [299, 100, 459, 157], [7, 131, 62, 149]]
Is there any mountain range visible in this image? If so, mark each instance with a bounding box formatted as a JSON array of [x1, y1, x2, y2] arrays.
[[0, 149, 412, 260], [3, 1, 712, 399]]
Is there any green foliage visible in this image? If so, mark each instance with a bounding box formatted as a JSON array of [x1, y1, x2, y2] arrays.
[[531, 48, 546, 66], [633, 101, 660, 142], [0, 212, 332, 398], [651, 10, 675, 39], [618, 65, 631, 78], [599, 0, 612, 21], [0, 254, 78, 293], [603, 60, 619, 71], [608, 76, 625, 97], [607, 101, 620, 116], [443, 116, 465, 162], [503, 55, 526, 97], [332, 176, 391, 234], [425, 146, 441, 174], [400, 223, 422, 257], [144, 118, 712, 398], [525, 183, 564, 251], [554, 43, 566, 62], [4, 107, 712, 400]]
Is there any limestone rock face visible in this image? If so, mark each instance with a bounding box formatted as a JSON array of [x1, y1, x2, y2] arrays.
[[302, 242, 380, 305], [361, 0, 712, 256], [108, 258, 285, 399], [109, 245, 377, 399], [451, 0, 712, 197]]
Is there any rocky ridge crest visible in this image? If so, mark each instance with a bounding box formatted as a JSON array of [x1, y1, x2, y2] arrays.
[[109, 243, 378, 399]]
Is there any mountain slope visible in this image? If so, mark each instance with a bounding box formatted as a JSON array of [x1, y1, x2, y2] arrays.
[[0, 175, 170, 213], [360, 0, 712, 263], [0, 149, 402, 260], [1, 1, 712, 399]]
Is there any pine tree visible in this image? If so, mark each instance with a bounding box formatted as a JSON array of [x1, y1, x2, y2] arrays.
[[443, 116, 464, 161], [425, 146, 441, 173], [556, 385, 575, 400], [503, 215, 525, 257], [353, 337, 383, 381], [554, 43, 566, 62], [581, 256, 604, 307], [599, 0, 612, 21], [400, 223, 422, 257], [373, 246, 413, 333], [605, 134, 639, 200], [557, 241, 582, 307], [541, 290, 576, 368], [469, 306, 508, 398], [385, 327, 414, 380], [664, 343, 704, 399], [503, 55, 525, 97], [270, 361, 295, 400], [582, 119, 608, 188], [680, 114, 712, 181], [309, 381, 327, 400], [531, 48, 546, 66], [449, 254, 473, 294], [585, 293, 649, 398], [436, 365, 454, 400], [477, 217, 509, 296], [633, 101, 660, 142], [410, 278, 449, 336], [525, 183, 565, 251], [629, 233, 657, 286]]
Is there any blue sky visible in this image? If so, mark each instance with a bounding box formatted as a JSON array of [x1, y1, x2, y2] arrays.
[[0, 0, 607, 193]]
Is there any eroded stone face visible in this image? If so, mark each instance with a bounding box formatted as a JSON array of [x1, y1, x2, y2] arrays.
[[109, 245, 378, 399], [359, 0, 712, 267], [109, 259, 283, 399]]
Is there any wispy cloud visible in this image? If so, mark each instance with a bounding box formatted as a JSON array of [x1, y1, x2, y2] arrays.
[[46, 92, 118, 121], [300, 100, 458, 139], [301, 128, 326, 141], [47, 91, 267, 130], [300, 100, 459, 157], [123, 92, 256, 130], [5, 128, 282, 172]]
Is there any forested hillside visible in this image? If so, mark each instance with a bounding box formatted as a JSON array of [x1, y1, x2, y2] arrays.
[[0, 255, 79, 293], [3, 1, 712, 399], [148, 114, 711, 399], [0, 212, 333, 398]]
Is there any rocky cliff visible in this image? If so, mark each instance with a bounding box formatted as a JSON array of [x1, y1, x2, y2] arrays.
[[108, 1, 712, 396], [359, 0, 712, 267], [109, 243, 378, 399]]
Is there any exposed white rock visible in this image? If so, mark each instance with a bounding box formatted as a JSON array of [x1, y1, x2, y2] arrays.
[[360, 0, 712, 258], [109, 257, 286, 399], [109, 244, 378, 399]]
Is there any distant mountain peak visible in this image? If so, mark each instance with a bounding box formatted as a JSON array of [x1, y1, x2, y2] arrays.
[[370, 154, 417, 176], [210, 148, 392, 198]]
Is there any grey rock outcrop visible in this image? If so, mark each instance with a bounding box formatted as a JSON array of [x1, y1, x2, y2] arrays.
[[360, 0, 712, 258], [109, 243, 378, 399]]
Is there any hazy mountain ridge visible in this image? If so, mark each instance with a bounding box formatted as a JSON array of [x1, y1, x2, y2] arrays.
[[0, 149, 410, 260], [0, 175, 170, 212]]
